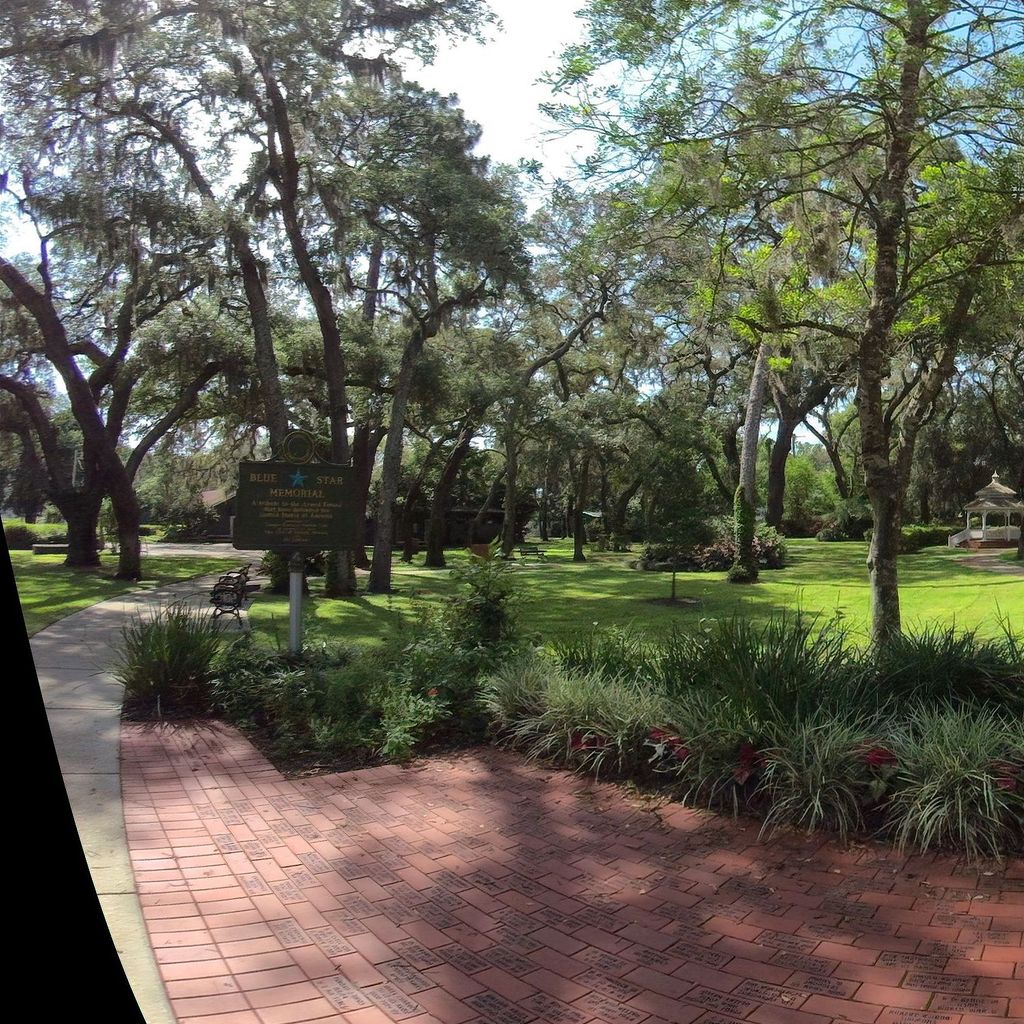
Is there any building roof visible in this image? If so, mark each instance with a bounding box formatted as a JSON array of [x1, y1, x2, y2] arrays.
[[199, 488, 235, 508], [964, 473, 1024, 511]]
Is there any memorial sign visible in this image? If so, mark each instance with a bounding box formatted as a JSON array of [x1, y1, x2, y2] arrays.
[[233, 460, 359, 552]]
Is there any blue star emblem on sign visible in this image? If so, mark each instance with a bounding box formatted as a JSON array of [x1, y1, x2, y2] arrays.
[[290, 469, 307, 488]]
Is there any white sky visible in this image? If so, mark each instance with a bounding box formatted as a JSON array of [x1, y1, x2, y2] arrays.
[[408, 0, 592, 179]]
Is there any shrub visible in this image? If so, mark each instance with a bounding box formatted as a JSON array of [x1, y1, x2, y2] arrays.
[[886, 704, 1024, 859], [209, 558, 524, 764], [210, 636, 356, 757], [652, 688, 762, 812], [662, 613, 866, 720], [638, 521, 787, 573], [477, 617, 1024, 856], [446, 556, 520, 646], [4, 524, 37, 549], [161, 501, 221, 541], [370, 678, 449, 761], [258, 551, 326, 593], [816, 498, 873, 542], [115, 602, 223, 708], [861, 524, 956, 553]]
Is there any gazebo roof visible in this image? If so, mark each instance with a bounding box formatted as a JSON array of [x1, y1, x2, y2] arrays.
[[964, 473, 1024, 512]]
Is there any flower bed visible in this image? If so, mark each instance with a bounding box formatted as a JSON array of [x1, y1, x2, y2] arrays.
[[483, 617, 1024, 859]]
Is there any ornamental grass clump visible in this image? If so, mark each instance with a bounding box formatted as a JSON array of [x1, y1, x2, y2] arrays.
[[868, 622, 1023, 711], [648, 689, 757, 812], [550, 625, 659, 682], [668, 613, 868, 724], [885, 703, 1024, 860], [480, 650, 551, 731], [487, 657, 670, 780], [755, 710, 878, 843], [115, 601, 223, 709]]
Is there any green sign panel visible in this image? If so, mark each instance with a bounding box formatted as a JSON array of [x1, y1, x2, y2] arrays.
[[233, 460, 359, 552]]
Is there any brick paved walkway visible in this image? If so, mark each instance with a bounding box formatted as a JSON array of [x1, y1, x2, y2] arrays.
[[122, 722, 1024, 1024]]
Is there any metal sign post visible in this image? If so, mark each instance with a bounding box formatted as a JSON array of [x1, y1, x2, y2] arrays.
[[288, 551, 304, 654]]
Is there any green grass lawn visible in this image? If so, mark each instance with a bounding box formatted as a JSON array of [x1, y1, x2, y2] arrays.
[[10, 552, 237, 635], [247, 539, 1023, 648]]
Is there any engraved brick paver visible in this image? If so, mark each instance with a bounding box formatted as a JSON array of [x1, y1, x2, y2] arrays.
[[123, 723, 1024, 1023]]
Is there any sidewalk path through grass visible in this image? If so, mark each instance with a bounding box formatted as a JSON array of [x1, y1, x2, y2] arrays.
[[122, 722, 1024, 1024], [34, 568, 255, 1024], [958, 551, 1024, 578]]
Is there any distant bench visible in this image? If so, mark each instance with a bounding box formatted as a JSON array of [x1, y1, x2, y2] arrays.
[[209, 564, 253, 622], [32, 544, 69, 555], [517, 544, 547, 561]]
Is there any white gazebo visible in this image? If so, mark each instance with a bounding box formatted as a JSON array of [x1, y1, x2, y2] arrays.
[[948, 472, 1024, 548]]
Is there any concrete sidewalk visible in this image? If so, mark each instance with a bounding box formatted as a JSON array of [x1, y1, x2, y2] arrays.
[[32, 571, 252, 1024]]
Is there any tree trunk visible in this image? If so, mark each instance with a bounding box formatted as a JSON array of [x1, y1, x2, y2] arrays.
[[367, 331, 425, 594], [856, 4, 933, 643], [608, 476, 642, 548], [732, 341, 770, 581], [56, 491, 102, 569], [109, 477, 142, 580], [500, 428, 519, 559], [765, 417, 797, 530], [573, 454, 591, 562], [425, 428, 474, 569], [539, 448, 552, 541], [470, 469, 504, 545], [866, 492, 903, 642], [350, 423, 372, 569]]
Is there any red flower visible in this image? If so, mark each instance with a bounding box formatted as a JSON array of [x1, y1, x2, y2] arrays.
[[669, 743, 691, 762], [863, 746, 898, 768], [649, 727, 671, 743], [426, 687, 439, 698], [734, 742, 763, 784]]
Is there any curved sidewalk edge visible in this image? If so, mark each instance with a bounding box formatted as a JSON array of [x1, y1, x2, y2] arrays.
[[31, 571, 251, 1024]]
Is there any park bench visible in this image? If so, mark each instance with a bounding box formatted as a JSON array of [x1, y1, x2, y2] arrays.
[[209, 564, 253, 622], [517, 544, 547, 561], [31, 543, 69, 555]]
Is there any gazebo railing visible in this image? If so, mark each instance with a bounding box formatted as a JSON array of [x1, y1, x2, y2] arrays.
[[948, 524, 1021, 547]]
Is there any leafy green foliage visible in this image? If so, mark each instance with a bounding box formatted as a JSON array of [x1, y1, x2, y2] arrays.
[[639, 518, 787, 572], [550, 625, 659, 682], [484, 657, 669, 780], [211, 637, 362, 759], [210, 554, 526, 763], [3, 519, 68, 548], [446, 556, 521, 646]]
